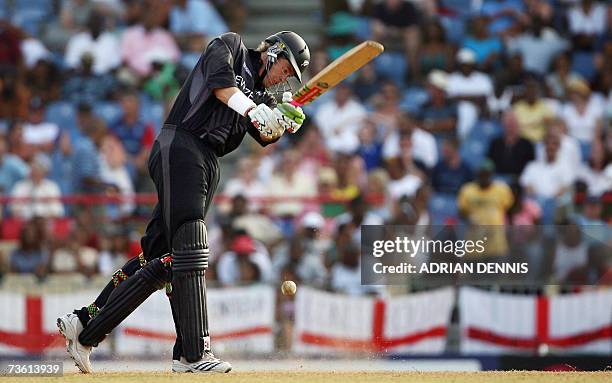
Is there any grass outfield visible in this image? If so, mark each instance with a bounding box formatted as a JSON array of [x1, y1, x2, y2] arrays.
[[3, 372, 612, 383]]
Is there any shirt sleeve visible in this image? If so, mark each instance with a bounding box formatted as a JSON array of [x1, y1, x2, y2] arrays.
[[200, 36, 238, 90]]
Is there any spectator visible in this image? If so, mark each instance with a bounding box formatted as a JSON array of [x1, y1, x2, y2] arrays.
[[169, 0, 228, 50], [43, 0, 95, 51], [25, 59, 61, 103], [314, 83, 367, 154], [521, 132, 574, 202], [356, 119, 384, 171], [458, 159, 514, 226], [223, 157, 267, 205], [62, 53, 118, 104], [109, 89, 155, 181], [65, 11, 121, 75], [446, 49, 494, 123], [507, 183, 541, 225], [352, 63, 382, 102], [387, 133, 427, 200], [330, 153, 361, 201], [0, 20, 23, 67], [416, 18, 455, 78], [418, 70, 458, 137], [49, 228, 99, 277], [10, 225, 48, 277], [298, 211, 329, 257], [10, 154, 64, 219], [99, 135, 135, 218], [120, 6, 180, 78], [0, 66, 31, 120], [512, 78, 554, 143], [487, 110, 535, 179], [463, 16, 503, 71], [371, 81, 403, 135], [0, 133, 29, 194], [458, 159, 513, 256], [383, 112, 438, 170], [272, 235, 327, 287], [545, 52, 584, 100], [576, 139, 612, 197], [506, 17, 569, 76], [371, 0, 421, 67], [432, 138, 473, 195], [22, 97, 60, 153], [535, 119, 581, 180], [330, 242, 373, 295], [567, 0, 607, 40], [72, 117, 107, 193], [216, 234, 272, 286], [560, 78, 604, 156], [551, 222, 588, 282]]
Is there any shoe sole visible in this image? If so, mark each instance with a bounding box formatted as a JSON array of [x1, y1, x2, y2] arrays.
[[172, 361, 231, 373], [57, 317, 91, 374]]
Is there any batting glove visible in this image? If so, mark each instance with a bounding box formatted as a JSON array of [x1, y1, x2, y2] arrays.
[[248, 104, 285, 140], [275, 92, 306, 133]]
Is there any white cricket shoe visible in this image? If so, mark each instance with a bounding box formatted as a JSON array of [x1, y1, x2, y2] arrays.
[[172, 352, 232, 373], [56, 313, 93, 374]]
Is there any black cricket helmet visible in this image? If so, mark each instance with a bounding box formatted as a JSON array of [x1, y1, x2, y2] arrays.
[[264, 31, 310, 82]]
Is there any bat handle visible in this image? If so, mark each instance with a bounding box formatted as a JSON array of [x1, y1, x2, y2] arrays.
[[290, 100, 303, 107]]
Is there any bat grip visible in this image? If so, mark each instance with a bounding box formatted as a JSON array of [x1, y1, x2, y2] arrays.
[[290, 100, 303, 107]]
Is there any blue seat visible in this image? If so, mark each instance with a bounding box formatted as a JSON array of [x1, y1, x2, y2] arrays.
[[429, 193, 459, 225], [374, 52, 406, 87], [571, 51, 596, 81], [46, 102, 81, 141], [400, 86, 428, 115], [460, 139, 487, 171]]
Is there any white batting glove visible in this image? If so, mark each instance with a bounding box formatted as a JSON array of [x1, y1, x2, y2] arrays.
[[275, 92, 305, 133], [248, 104, 285, 140]]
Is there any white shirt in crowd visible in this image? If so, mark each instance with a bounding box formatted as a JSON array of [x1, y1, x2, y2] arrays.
[[568, 2, 607, 35], [535, 134, 581, 179], [553, 241, 588, 281], [576, 163, 612, 197], [446, 71, 494, 98], [10, 178, 64, 219], [382, 127, 438, 168], [520, 158, 575, 198], [560, 96, 604, 143], [315, 97, 367, 153], [216, 247, 273, 286], [100, 159, 135, 216], [23, 122, 60, 146], [65, 31, 121, 74]]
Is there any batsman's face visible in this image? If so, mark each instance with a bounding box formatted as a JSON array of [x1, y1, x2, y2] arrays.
[[264, 57, 295, 88]]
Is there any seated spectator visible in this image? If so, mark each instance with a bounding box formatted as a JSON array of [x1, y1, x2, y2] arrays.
[[462, 16, 503, 72], [169, 0, 228, 50], [0, 66, 31, 120], [487, 110, 535, 179], [387, 134, 427, 200], [506, 16, 569, 76], [371, 81, 403, 134], [352, 63, 382, 102], [315, 83, 367, 154], [418, 70, 458, 137], [551, 222, 588, 282], [110, 89, 155, 181], [507, 182, 541, 225], [0, 20, 23, 67], [223, 157, 267, 207], [25, 58, 61, 103], [383, 112, 438, 170], [42, 0, 95, 51], [564, 244, 612, 285], [356, 119, 384, 171], [567, 0, 607, 50], [545, 52, 584, 100], [72, 117, 107, 193], [97, 226, 131, 276], [120, 8, 180, 78], [49, 228, 99, 277], [216, 234, 272, 286], [521, 132, 575, 200], [493, 52, 529, 93], [272, 236, 327, 287], [99, 135, 135, 218], [446, 49, 494, 115], [535, 119, 581, 180], [576, 139, 612, 197], [371, 0, 421, 66], [10, 154, 64, 219], [331, 153, 362, 201], [560, 78, 604, 154], [10, 225, 48, 277], [22, 97, 60, 153], [330, 242, 376, 295], [62, 53, 118, 104], [0, 133, 29, 195], [512, 78, 554, 143], [65, 11, 121, 75], [415, 19, 454, 79], [6, 120, 32, 161], [432, 138, 473, 195]]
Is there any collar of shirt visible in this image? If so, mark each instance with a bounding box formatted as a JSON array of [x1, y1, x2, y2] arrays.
[[247, 49, 264, 88]]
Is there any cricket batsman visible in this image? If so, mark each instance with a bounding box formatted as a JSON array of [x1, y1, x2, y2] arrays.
[[56, 31, 310, 373]]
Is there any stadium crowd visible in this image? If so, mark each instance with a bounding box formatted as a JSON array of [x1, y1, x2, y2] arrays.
[[0, 0, 610, 293]]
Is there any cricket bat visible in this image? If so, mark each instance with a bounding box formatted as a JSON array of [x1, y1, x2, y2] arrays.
[[291, 40, 384, 107]]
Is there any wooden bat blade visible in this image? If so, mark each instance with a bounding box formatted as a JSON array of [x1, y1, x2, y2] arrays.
[[291, 41, 384, 106]]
